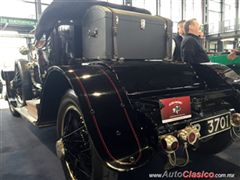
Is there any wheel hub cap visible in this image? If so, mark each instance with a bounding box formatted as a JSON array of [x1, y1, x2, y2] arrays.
[[56, 138, 65, 159]]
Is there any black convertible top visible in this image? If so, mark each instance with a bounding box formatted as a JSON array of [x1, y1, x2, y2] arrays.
[[35, 0, 151, 40]]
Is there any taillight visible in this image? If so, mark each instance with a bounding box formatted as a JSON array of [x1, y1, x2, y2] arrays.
[[159, 135, 179, 153], [177, 126, 200, 145], [231, 113, 240, 127]]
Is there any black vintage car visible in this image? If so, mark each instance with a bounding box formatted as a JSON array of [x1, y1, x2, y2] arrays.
[[2, 1, 240, 180]]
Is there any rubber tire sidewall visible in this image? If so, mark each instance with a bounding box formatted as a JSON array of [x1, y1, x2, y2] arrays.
[[56, 90, 118, 180]]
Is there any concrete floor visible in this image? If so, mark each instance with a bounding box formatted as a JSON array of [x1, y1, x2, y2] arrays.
[[0, 103, 240, 180], [0, 109, 65, 180]]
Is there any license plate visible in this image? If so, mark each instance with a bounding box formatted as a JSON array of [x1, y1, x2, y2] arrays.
[[190, 112, 231, 139]]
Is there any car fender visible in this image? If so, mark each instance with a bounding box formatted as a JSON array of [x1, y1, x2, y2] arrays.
[[39, 64, 153, 171]]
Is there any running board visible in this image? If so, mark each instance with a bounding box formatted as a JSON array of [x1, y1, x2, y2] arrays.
[[15, 99, 56, 127], [15, 99, 40, 126], [15, 106, 38, 125], [26, 99, 39, 119]]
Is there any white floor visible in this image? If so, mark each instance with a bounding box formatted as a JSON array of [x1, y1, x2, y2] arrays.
[[0, 99, 9, 109]]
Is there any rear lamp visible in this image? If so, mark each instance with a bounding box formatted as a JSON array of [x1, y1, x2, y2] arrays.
[[178, 126, 200, 145], [160, 135, 179, 153], [231, 113, 240, 127]]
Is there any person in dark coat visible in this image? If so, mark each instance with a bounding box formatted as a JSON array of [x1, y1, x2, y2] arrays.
[[172, 20, 185, 62], [181, 18, 209, 64]]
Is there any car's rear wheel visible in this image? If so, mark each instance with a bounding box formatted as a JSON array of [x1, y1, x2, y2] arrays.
[[57, 90, 118, 180], [196, 130, 233, 155]]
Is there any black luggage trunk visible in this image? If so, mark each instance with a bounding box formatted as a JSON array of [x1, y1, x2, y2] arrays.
[[82, 5, 172, 60]]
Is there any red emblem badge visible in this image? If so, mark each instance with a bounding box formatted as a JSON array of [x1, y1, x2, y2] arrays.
[[160, 96, 191, 123]]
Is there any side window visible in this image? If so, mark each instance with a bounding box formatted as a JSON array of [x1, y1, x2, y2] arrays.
[[46, 24, 73, 65], [35, 34, 51, 74], [35, 33, 51, 59], [58, 24, 75, 63], [44, 22, 82, 65], [57, 23, 82, 61]]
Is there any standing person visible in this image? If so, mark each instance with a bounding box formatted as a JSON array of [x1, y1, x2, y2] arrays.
[[172, 20, 185, 62], [181, 18, 209, 64]]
